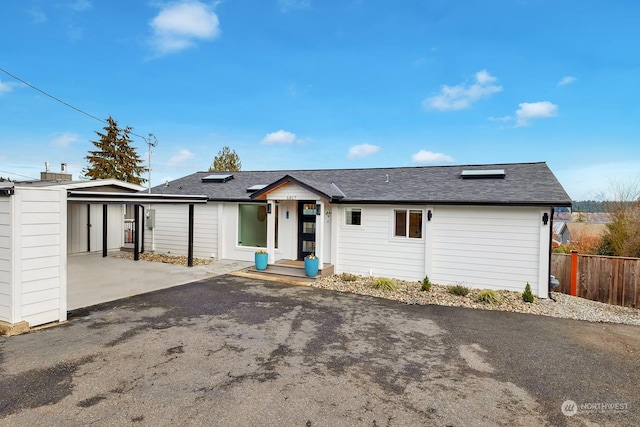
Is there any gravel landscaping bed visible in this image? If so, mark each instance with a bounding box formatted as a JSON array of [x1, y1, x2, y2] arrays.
[[313, 274, 640, 326], [108, 252, 639, 326], [111, 251, 212, 266]]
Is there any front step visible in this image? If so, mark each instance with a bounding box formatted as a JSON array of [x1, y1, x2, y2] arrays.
[[246, 260, 334, 280]]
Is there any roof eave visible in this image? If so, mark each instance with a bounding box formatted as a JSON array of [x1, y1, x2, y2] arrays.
[[333, 199, 572, 207], [67, 191, 208, 204]]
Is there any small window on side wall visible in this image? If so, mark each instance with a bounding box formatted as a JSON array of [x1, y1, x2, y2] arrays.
[[394, 209, 422, 239], [346, 208, 362, 225]]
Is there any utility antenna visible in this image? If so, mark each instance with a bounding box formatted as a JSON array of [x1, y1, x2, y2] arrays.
[[147, 133, 158, 193]]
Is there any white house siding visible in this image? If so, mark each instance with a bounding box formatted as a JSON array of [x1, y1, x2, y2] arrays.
[[268, 185, 318, 201], [15, 188, 67, 327], [0, 197, 12, 323], [67, 204, 124, 254], [336, 205, 426, 282], [430, 206, 546, 296], [146, 203, 218, 259]]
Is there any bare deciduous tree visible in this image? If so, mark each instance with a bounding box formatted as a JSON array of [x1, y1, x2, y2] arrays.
[[598, 179, 640, 257]]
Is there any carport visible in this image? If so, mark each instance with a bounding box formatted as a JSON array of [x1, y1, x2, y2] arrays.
[[66, 190, 208, 266], [0, 184, 208, 334], [65, 190, 210, 310]]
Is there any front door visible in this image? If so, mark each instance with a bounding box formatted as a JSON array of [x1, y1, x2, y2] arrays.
[[297, 201, 317, 260]]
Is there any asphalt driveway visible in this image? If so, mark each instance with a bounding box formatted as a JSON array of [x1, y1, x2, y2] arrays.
[[1, 276, 638, 426]]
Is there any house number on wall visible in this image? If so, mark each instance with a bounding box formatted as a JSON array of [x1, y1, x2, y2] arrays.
[[286, 196, 297, 200]]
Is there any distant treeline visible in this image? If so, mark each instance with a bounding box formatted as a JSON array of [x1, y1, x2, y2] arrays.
[[555, 200, 609, 213], [572, 200, 609, 212], [554, 200, 637, 213]]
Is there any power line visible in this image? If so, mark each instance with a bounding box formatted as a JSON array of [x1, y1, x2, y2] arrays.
[[0, 169, 38, 180], [0, 66, 149, 141]]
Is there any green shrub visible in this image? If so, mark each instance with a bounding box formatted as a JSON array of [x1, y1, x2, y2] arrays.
[[339, 273, 358, 282], [371, 277, 398, 291], [522, 283, 535, 303], [476, 289, 502, 304], [448, 284, 470, 296], [421, 275, 432, 292], [553, 245, 571, 254]]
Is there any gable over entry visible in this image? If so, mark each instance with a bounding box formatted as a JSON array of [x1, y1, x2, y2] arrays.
[[248, 176, 338, 266]]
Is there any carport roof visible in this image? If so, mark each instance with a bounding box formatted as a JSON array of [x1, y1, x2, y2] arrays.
[[67, 191, 208, 204]]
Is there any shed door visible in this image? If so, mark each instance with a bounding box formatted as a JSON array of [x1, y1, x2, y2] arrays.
[[297, 201, 316, 260]]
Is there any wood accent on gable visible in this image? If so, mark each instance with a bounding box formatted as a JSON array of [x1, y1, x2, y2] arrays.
[[251, 181, 292, 200]]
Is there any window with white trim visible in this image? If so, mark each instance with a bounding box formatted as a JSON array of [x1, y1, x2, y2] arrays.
[[345, 207, 362, 225], [394, 209, 422, 238]]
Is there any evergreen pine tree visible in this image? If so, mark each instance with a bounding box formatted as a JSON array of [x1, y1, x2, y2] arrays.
[[83, 117, 147, 185], [209, 146, 241, 172]]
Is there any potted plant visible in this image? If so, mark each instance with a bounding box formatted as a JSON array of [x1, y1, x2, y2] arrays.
[[304, 253, 319, 277], [254, 249, 268, 271]]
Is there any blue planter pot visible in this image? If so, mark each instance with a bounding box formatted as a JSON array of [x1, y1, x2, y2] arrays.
[[304, 257, 319, 277], [255, 252, 268, 271]]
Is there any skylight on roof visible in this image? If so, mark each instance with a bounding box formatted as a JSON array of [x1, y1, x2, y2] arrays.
[[202, 174, 234, 183], [246, 184, 267, 192], [461, 169, 506, 179]]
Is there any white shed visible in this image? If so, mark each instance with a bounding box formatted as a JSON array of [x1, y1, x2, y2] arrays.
[[0, 185, 67, 333]]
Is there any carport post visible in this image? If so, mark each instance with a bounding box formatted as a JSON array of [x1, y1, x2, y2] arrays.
[[134, 204, 140, 261], [102, 204, 108, 257], [140, 207, 145, 254], [188, 203, 194, 267]]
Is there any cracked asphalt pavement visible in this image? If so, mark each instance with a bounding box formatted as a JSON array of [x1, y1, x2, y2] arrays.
[[0, 276, 638, 426]]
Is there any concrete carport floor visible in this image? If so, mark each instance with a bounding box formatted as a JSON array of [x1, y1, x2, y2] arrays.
[[67, 253, 253, 310]]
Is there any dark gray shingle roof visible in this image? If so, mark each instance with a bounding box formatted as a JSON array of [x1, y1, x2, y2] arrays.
[[149, 162, 571, 206]]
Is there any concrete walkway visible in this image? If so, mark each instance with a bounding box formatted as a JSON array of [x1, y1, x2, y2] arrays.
[[67, 253, 252, 310]]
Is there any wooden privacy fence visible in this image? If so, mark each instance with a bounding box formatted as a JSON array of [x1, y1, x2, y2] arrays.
[[551, 252, 640, 308]]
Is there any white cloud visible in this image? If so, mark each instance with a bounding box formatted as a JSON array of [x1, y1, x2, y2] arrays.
[[423, 70, 502, 111], [50, 132, 80, 148], [67, 25, 84, 40], [149, 1, 220, 56], [262, 130, 297, 144], [168, 149, 195, 165], [411, 150, 454, 164], [347, 143, 380, 160], [475, 70, 496, 85], [28, 8, 47, 24], [288, 83, 312, 97], [558, 76, 577, 86], [488, 116, 512, 122], [279, 0, 311, 12], [0, 80, 13, 95], [515, 101, 558, 127], [68, 0, 92, 12]]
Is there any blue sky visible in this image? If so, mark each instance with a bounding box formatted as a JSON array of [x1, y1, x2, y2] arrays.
[[1, 0, 639, 200]]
